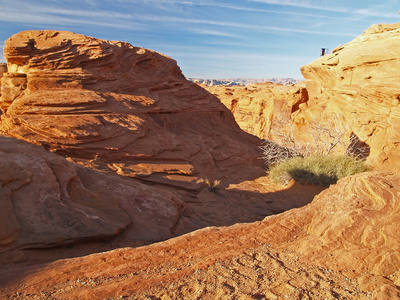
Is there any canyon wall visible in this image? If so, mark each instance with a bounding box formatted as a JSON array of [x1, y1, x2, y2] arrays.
[[204, 82, 307, 140], [0, 63, 7, 98]]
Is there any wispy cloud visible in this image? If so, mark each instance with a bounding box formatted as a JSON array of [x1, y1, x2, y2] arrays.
[[0, 10, 141, 30], [136, 14, 357, 37], [246, 0, 347, 13], [189, 28, 240, 38], [0, 1, 142, 30], [354, 8, 399, 19]]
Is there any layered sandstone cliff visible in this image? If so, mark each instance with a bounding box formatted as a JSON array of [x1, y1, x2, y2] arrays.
[[0, 30, 264, 191], [204, 82, 307, 139], [0, 63, 7, 97], [298, 22, 400, 171]]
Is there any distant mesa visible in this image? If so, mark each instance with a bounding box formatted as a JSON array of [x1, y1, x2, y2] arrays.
[[190, 78, 301, 86]]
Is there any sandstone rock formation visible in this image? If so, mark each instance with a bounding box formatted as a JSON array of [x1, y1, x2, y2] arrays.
[[1, 171, 399, 299], [0, 30, 264, 191], [298, 22, 400, 171], [0, 63, 7, 98], [0, 135, 183, 263], [203, 82, 308, 139]]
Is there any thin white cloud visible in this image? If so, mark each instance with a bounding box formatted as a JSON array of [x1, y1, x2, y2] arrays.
[[246, 0, 347, 13], [355, 8, 399, 19], [137, 14, 357, 37], [0, 5, 143, 31], [33, 7, 134, 19], [189, 28, 240, 38], [0, 12, 140, 30]]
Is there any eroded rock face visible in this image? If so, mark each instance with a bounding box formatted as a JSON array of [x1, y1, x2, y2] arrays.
[[0, 63, 7, 98], [203, 82, 308, 140], [0, 30, 264, 190], [298, 22, 400, 171], [0, 135, 182, 262]]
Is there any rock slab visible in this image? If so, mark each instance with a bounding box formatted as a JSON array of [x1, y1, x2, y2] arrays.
[[0, 135, 183, 262]]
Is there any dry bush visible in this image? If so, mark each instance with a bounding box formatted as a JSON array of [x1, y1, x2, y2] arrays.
[[261, 113, 370, 185], [261, 113, 367, 166]]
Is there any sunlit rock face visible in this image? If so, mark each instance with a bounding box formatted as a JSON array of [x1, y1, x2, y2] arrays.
[[0, 30, 264, 190], [298, 22, 400, 171], [202, 82, 308, 140], [0, 63, 7, 98]]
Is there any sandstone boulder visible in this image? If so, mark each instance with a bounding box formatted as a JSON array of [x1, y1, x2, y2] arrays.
[[0, 30, 264, 190], [0, 135, 183, 263], [298, 22, 400, 171]]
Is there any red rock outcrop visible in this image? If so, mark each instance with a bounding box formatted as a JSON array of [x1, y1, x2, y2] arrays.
[[0, 63, 7, 97], [203, 82, 308, 139], [0, 30, 264, 191], [1, 171, 399, 299], [0, 134, 183, 263], [298, 22, 400, 171]]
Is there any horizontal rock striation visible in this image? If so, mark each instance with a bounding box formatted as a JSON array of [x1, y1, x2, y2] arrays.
[[0, 30, 264, 189]]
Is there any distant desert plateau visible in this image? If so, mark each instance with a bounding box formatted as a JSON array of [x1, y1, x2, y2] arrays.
[[0, 23, 399, 299]]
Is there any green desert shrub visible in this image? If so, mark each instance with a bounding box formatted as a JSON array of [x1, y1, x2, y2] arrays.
[[268, 154, 369, 186]]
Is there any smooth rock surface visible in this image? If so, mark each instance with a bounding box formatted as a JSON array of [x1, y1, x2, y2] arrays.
[[0, 135, 183, 261], [298, 22, 400, 170]]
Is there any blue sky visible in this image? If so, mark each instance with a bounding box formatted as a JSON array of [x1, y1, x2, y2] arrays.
[[0, 0, 399, 79]]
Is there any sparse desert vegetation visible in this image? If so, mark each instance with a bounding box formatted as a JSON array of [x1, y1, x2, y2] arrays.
[[267, 154, 370, 185]]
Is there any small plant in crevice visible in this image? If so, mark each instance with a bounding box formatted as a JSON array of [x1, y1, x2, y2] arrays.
[[205, 179, 221, 193]]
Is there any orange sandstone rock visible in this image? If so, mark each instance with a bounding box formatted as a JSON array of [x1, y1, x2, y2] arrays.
[[0, 30, 264, 190], [0, 63, 7, 98], [204, 82, 308, 140], [299, 22, 400, 171]]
